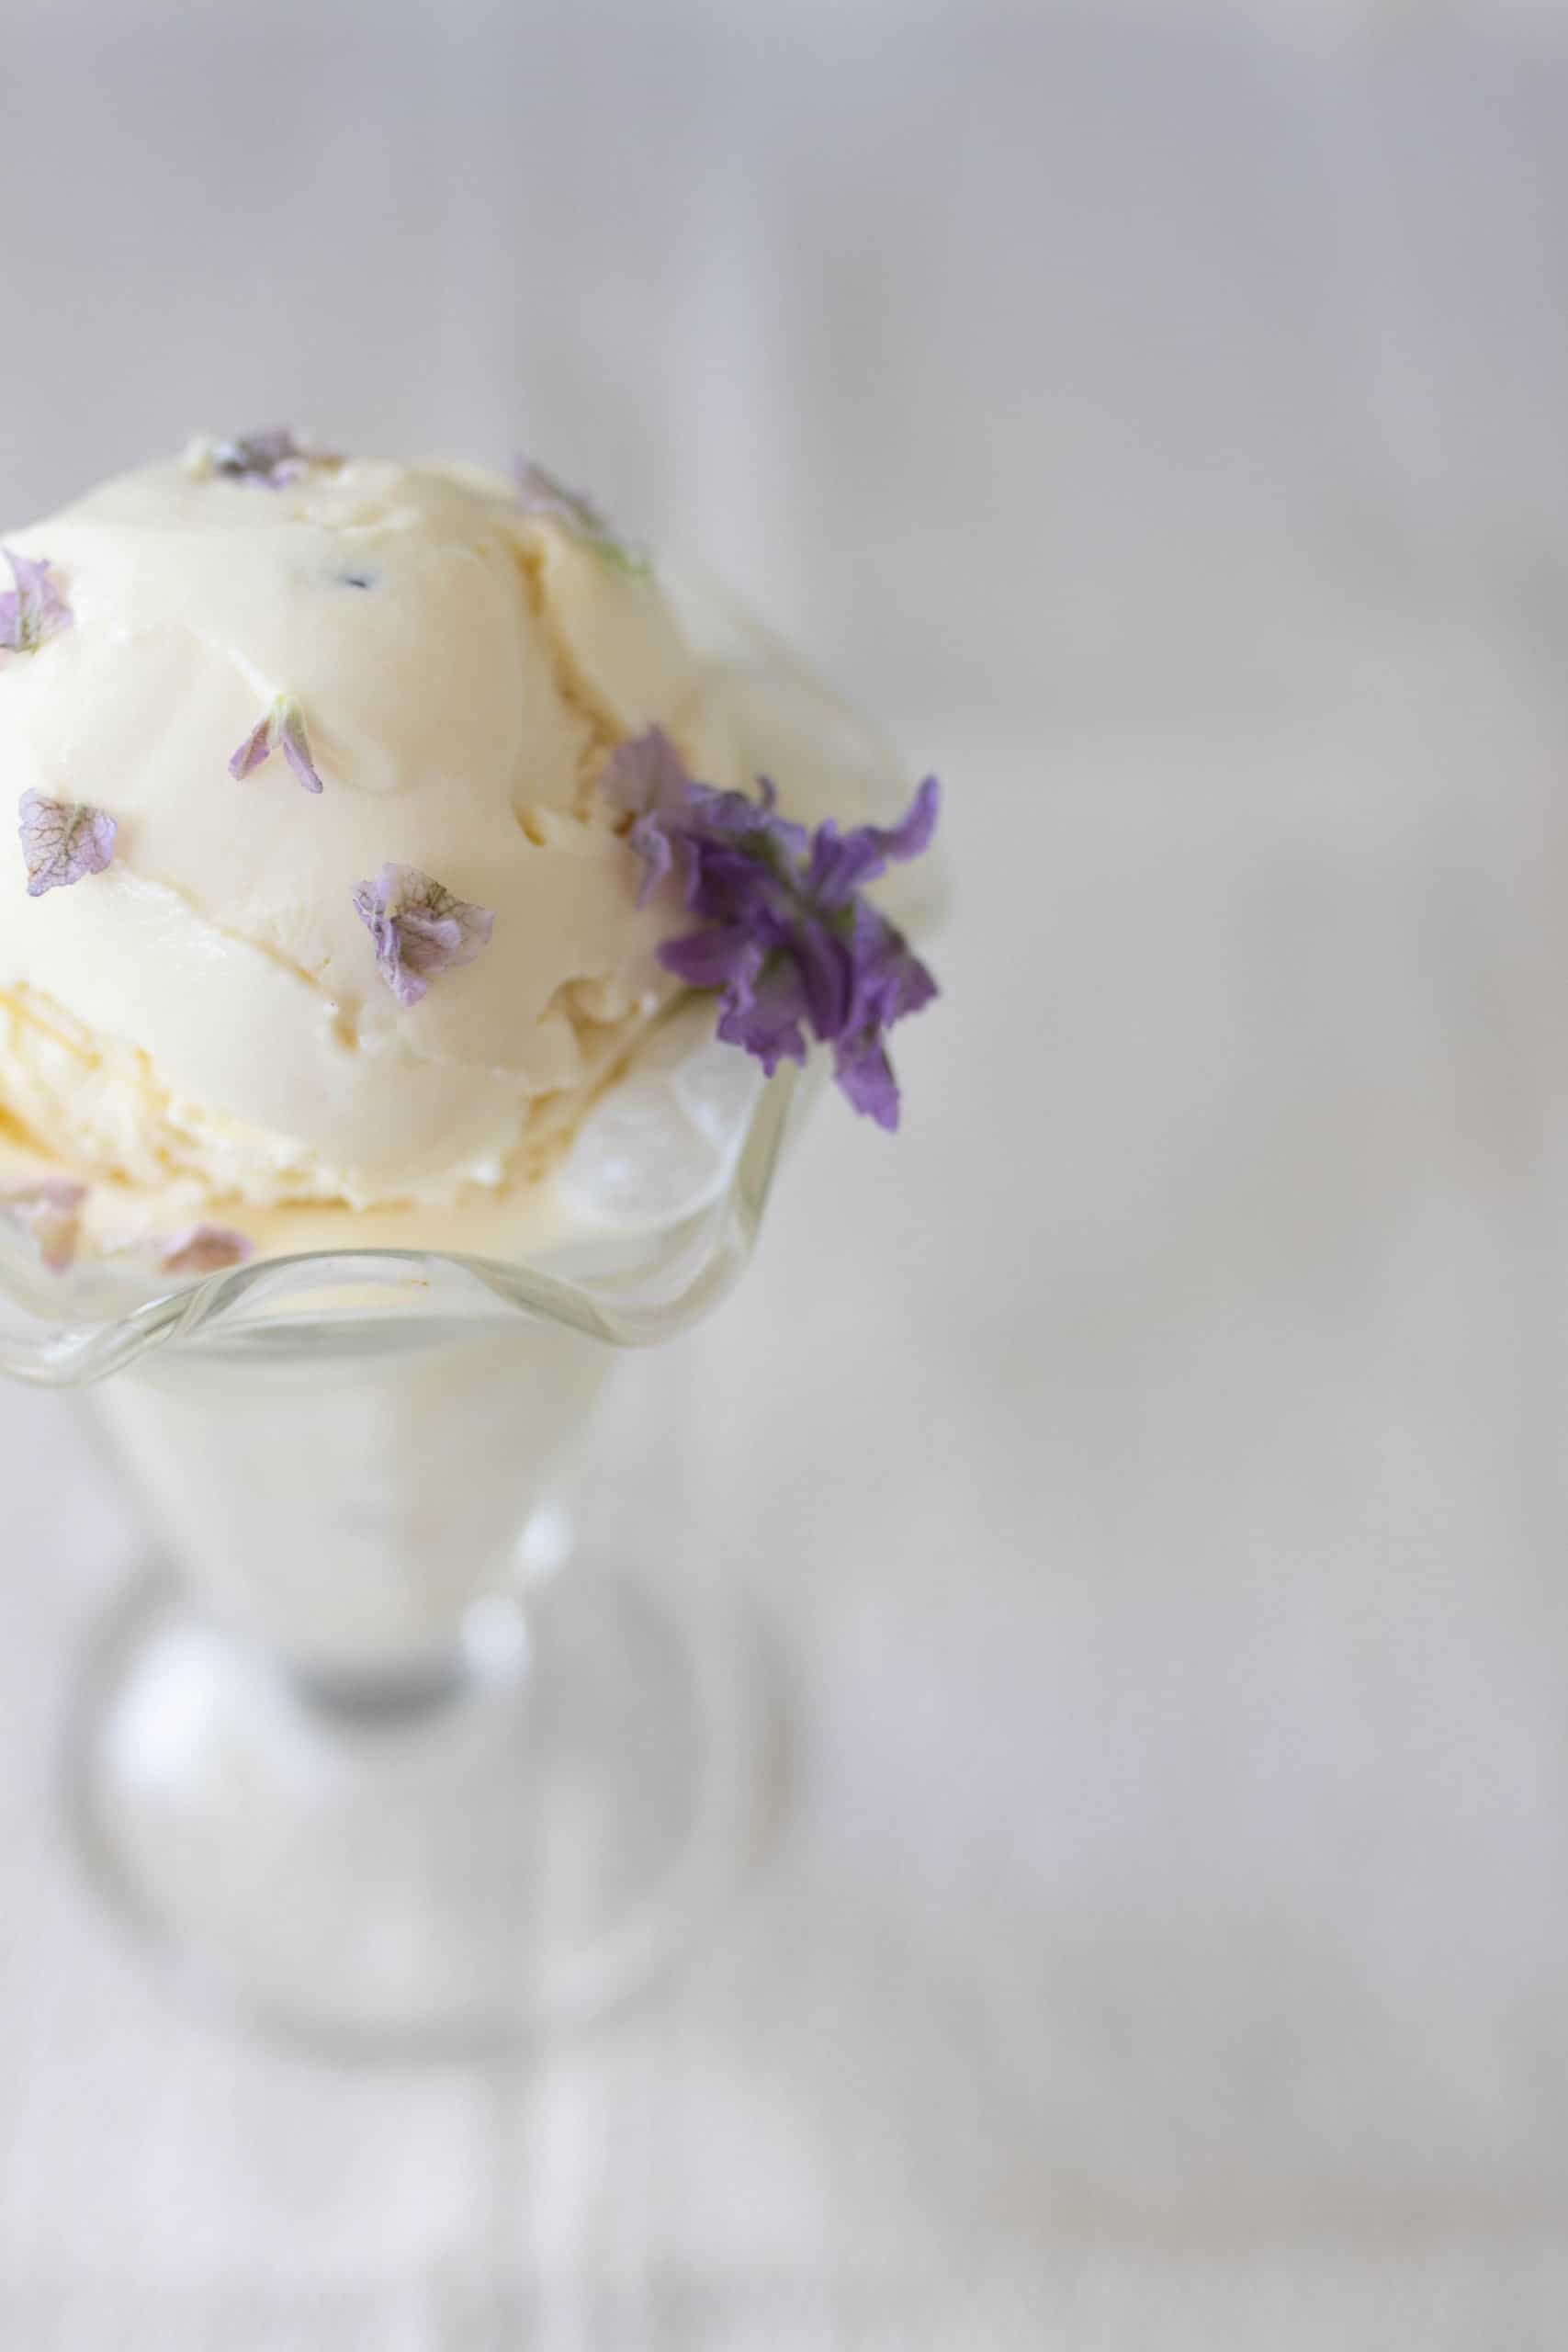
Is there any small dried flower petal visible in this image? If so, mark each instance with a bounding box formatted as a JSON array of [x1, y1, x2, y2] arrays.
[[18, 790, 118, 896], [600, 726, 700, 903], [599, 725, 692, 824], [2, 1180, 87, 1275], [804, 775, 942, 910], [202, 428, 342, 489], [158, 1225, 254, 1276], [515, 458, 648, 574], [353, 863, 495, 1008], [228, 695, 325, 794], [831, 1027, 901, 1131], [0, 548, 72, 654]]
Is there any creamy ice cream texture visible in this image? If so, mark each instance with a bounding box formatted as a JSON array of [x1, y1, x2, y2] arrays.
[[0, 447, 911, 1261]]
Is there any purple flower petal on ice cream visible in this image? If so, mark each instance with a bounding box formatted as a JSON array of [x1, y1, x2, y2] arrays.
[[207, 429, 340, 489], [830, 1029, 902, 1131], [658, 920, 766, 999], [353, 863, 495, 1008], [803, 775, 942, 910], [276, 700, 325, 795], [844, 897, 940, 1031], [684, 776, 811, 868], [625, 810, 676, 904], [0, 548, 72, 654], [608, 731, 804, 909], [824, 901, 938, 1131], [515, 457, 648, 573], [515, 458, 613, 539], [1, 1180, 86, 1274], [795, 917, 857, 1040], [228, 709, 274, 781], [159, 1225, 254, 1276], [600, 727, 693, 822], [18, 790, 118, 896], [714, 958, 813, 1075], [228, 695, 324, 793], [600, 729, 696, 904]]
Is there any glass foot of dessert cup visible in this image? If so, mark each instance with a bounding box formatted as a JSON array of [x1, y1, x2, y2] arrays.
[[65, 1545, 769, 2057]]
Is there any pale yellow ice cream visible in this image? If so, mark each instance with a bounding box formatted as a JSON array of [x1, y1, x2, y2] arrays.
[[0, 448, 744, 1238]]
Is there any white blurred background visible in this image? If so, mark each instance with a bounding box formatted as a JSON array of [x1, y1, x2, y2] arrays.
[[7, 0, 1568, 2343]]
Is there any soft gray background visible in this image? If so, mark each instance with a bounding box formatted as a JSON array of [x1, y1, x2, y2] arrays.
[[6, 0, 1568, 2343]]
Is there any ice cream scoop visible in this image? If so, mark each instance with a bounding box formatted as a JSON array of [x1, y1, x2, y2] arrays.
[[0, 441, 940, 1275], [0, 446, 744, 1220]]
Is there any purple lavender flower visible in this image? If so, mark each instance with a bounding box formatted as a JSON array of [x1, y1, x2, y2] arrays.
[[229, 695, 325, 794], [209, 429, 339, 489], [1, 1180, 86, 1275], [0, 549, 72, 654], [18, 790, 118, 897], [353, 863, 496, 1008], [515, 458, 648, 574], [608, 729, 940, 1129], [158, 1225, 254, 1277]]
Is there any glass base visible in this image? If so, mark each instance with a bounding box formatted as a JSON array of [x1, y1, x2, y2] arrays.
[[65, 1559, 768, 2057]]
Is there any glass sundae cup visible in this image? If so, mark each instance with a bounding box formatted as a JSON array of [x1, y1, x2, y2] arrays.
[[0, 1045, 803, 2055], [0, 448, 944, 2051], [0, 535, 941, 2055]]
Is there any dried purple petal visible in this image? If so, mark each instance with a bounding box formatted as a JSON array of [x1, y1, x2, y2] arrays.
[[275, 701, 325, 795], [803, 775, 942, 910], [624, 809, 676, 903], [601, 727, 701, 904], [0, 548, 72, 654], [830, 1028, 901, 1131], [843, 895, 940, 1032], [158, 1225, 254, 1276], [658, 919, 765, 1000], [18, 790, 118, 897], [608, 731, 941, 1125], [353, 863, 495, 1008], [600, 726, 693, 826], [205, 428, 341, 489], [228, 695, 325, 794], [515, 458, 649, 574], [2, 1180, 86, 1275], [715, 956, 812, 1076]]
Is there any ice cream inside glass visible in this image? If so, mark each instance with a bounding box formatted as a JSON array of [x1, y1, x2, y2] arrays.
[[0, 436, 940, 2050]]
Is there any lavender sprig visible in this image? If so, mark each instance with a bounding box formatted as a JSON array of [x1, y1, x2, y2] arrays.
[[353, 864, 495, 1008], [515, 458, 649, 575], [0, 549, 72, 654], [607, 728, 940, 1130], [18, 790, 118, 897], [229, 695, 325, 794]]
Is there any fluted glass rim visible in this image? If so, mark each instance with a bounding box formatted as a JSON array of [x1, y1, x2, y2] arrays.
[[0, 1059, 808, 1389]]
